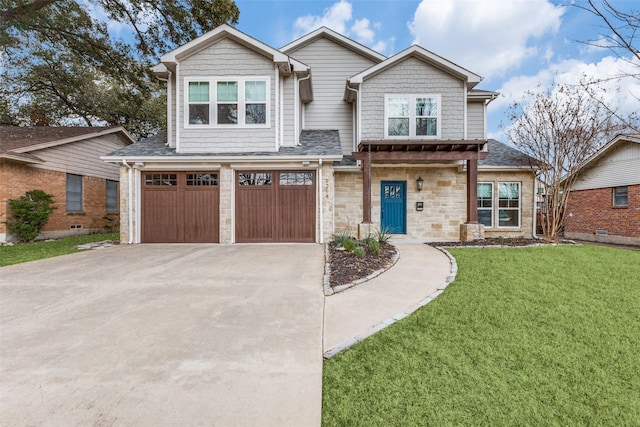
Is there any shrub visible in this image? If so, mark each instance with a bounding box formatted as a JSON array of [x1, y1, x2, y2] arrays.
[[353, 246, 366, 259], [5, 190, 57, 242], [367, 239, 381, 255], [333, 230, 353, 247], [375, 226, 393, 244], [342, 238, 358, 252]]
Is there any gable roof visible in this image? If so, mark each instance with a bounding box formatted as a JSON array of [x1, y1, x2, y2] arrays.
[[158, 24, 308, 77], [480, 140, 539, 169], [281, 26, 387, 63], [0, 126, 135, 164], [575, 133, 640, 173], [348, 45, 483, 90]]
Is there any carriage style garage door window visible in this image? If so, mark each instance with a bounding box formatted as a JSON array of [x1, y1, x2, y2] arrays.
[[235, 170, 316, 243], [141, 172, 220, 243]]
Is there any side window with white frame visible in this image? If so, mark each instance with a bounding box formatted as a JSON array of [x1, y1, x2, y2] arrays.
[[385, 94, 440, 138], [185, 77, 269, 127], [66, 173, 83, 212], [498, 182, 520, 227], [613, 186, 628, 207], [477, 182, 493, 227], [106, 180, 118, 213]]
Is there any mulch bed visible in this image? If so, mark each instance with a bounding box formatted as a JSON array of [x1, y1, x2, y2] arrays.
[[328, 241, 398, 288]]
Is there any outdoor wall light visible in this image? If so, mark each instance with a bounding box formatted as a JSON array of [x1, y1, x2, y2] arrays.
[[416, 176, 424, 191]]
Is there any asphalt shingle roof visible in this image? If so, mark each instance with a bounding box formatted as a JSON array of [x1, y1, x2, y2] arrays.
[[106, 130, 343, 158], [481, 139, 538, 167], [0, 126, 119, 151]]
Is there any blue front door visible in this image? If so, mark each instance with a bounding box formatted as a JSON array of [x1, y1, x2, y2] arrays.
[[381, 181, 406, 234]]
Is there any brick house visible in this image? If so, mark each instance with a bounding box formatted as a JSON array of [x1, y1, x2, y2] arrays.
[[564, 134, 640, 246], [0, 126, 135, 242], [103, 25, 539, 244]]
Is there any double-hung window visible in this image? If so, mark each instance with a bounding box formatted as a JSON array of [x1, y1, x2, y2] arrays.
[[613, 186, 628, 207], [186, 77, 269, 127], [106, 180, 118, 213], [385, 94, 440, 138], [477, 183, 493, 227], [66, 174, 83, 212], [498, 182, 520, 227]]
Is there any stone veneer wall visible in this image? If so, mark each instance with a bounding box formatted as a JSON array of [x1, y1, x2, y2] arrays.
[[333, 166, 536, 241], [478, 170, 536, 239]]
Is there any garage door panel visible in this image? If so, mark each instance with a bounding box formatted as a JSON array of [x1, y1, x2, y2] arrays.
[[278, 187, 315, 242], [236, 187, 275, 242], [142, 172, 219, 243]]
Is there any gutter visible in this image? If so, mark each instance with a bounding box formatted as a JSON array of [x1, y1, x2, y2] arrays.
[[122, 160, 134, 244], [318, 158, 323, 244]]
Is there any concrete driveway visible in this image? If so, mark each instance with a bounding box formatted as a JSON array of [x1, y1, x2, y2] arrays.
[[0, 244, 324, 426]]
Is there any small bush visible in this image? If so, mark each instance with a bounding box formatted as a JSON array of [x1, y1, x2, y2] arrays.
[[353, 246, 366, 259], [333, 230, 353, 247], [367, 239, 381, 255], [5, 190, 56, 242], [342, 238, 358, 252], [375, 226, 393, 244]]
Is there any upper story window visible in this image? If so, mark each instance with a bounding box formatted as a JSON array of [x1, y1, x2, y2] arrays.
[[385, 94, 440, 139], [186, 77, 269, 127]]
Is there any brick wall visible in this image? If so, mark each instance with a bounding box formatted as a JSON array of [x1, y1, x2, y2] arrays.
[[1, 159, 118, 242], [565, 184, 640, 242]]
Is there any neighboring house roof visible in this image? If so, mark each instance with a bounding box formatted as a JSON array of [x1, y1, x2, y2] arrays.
[[480, 139, 538, 169], [103, 130, 343, 162], [468, 89, 500, 101], [575, 133, 640, 172], [347, 45, 483, 90], [157, 24, 308, 77], [280, 26, 387, 63], [0, 126, 135, 164]]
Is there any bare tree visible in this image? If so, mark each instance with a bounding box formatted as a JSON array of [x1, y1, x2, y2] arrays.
[[504, 83, 628, 242]]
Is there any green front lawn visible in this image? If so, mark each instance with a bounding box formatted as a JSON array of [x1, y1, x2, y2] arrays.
[[323, 245, 640, 426], [0, 233, 119, 267]]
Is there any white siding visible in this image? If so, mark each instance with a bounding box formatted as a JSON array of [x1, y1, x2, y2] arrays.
[[282, 76, 296, 146], [31, 135, 128, 181], [573, 141, 640, 190], [467, 101, 485, 139], [287, 38, 378, 154], [361, 56, 465, 141], [178, 38, 276, 153], [169, 73, 176, 147]]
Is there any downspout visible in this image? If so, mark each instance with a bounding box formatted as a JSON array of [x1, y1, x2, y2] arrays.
[[296, 71, 312, 146], [122, 160, 134, 244], [274, 64, 280, 151], [156, 72, 172, 147], [318, 158, 324, 244], [532, 173, 542, 239]]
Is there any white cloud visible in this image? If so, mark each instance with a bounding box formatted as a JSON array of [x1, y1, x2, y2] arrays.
[[351, 18, 375, 44], [292, 1, 392, 55], [408, 0, 564, 78], [492, 55, 640, 139], [294, 0, 353, 35]]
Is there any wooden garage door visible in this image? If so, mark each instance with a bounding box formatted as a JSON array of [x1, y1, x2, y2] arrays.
[[142, 172, 219, 243], [235, 171, 315, 243]]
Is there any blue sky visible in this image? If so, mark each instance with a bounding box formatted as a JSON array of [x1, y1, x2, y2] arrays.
[[231, 0, 639, 141]]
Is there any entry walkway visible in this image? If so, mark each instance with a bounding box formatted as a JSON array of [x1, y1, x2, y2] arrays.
[[323, 242, 454, 357]]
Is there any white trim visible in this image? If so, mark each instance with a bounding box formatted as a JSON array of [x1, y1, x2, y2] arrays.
[[318, 159, 323, 244], [294, 73, 299, 145], [279, 74, 284, 146], [135, 168, 141, 243], [349, 45, 482, 89], [167, 71, 173, 147], [384, 94, 441, 139], [274, 65, 279, 151], [184, 76, 271, 128], [463, 85, 467, 140], [496, 181, 522, 229], [230, 167, 236, 243], [103, 154, 342, 163], [477, 181, 494, 228], [176, 63, 181, 152]]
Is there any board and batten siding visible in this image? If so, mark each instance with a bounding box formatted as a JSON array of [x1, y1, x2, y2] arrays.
[[286, 38, 378, 154], [178, 37, 276, 153], [573, 141, 640, 191], [30, 136, 127, 181], [361, 56, 465, 141], [466, 101, 485, 139]]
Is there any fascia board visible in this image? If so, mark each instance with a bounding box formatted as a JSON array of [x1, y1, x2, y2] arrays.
[[101, 154, 343, 163]]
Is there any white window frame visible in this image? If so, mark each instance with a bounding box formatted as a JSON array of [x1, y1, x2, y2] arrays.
[[384, 94, 441, 139], [184, 76, 270, 128], [613, 186, 628, 207], [497, 182, 521, 228], [477, 182, 493, 228]]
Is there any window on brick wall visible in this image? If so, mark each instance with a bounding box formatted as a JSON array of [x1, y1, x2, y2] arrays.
[[477, 182, 493, 227], [613, 186, 628, 207], [106, 180, 118, 212], [66, 174, 83, 212], [498, 182, 520, 227]]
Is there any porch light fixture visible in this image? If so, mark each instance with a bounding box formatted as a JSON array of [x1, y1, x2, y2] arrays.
[[416, 176, 424, 191]]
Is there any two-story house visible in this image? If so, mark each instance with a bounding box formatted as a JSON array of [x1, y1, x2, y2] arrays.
[[104, 25, 538, 244]]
